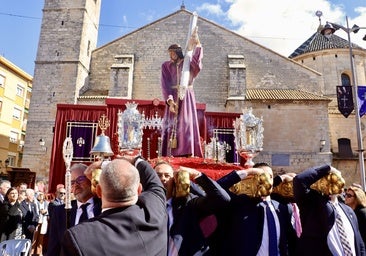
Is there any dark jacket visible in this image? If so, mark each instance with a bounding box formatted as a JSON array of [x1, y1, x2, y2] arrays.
[[169, 173, 230, 256], [0, 201, 23, 241], [46, 196, 102, 256], [60, 160, 167, 256], [293, 165, 365, 256], [354, 205, 366, 244], [213, 171, 294, 256], [20, 200, 39, 240]]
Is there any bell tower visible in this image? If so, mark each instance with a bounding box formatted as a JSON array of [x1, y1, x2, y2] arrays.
[[22, 0, 102, 178]]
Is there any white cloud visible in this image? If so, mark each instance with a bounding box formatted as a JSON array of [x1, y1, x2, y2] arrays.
[[197, 0, 366, 57], [226, 0, 347, 56], [196, 3, 225, 16]]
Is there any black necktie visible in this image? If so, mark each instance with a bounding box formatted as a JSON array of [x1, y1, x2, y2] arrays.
[[264, 201, 278, 256], [79, 203, 90, 223]]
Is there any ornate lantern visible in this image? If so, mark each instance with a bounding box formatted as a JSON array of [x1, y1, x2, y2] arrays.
[[233, 107, 263, 167], [117, 102, 144, 156], [230, 108, 266, 197]]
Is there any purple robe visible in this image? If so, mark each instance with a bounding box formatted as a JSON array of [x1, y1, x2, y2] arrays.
[[161, 47, 203, 157]]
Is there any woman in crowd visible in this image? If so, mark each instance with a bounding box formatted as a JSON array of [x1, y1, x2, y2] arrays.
[[0, 187, 24, 241], [31, 192, 49, 256], [344, 185, 366, 244]]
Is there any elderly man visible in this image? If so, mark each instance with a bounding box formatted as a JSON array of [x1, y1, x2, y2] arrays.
[[48, 186, 66, 218], [20, 188, 39, 240], [0, 180, 11, 203], [47, 163, 101, 256], [60, 157, 167, 256]]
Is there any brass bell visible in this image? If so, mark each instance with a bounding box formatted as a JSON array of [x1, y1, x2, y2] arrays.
[[90, 134, 114, 157]]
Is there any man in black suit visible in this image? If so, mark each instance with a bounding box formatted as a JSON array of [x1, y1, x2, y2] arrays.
[[60, 157, 167, 256], [293, 165, 365, 256], [47, 163, 102, 256], [214, 165, 295, 256], [154, 161, 230, 255]]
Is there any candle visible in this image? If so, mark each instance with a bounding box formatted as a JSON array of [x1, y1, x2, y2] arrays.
[[216, 139, 219, 162], [147, 138, 151, 160], [203, 141, 206, 160], [212, 137, 216, 161], [158, 137, 162, 158]]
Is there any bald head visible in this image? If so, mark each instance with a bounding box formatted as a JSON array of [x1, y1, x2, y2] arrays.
[[99, 159, 140, 205]]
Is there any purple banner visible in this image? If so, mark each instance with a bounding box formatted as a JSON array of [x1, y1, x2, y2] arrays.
[[66, 121, 97, 162]]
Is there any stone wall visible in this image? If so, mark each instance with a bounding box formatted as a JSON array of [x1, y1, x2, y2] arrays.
[[22, 0, 102, 179], [88, 10, 323, 113]]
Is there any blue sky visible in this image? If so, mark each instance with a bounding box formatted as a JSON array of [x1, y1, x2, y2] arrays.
[[0, 0, 365, 76]]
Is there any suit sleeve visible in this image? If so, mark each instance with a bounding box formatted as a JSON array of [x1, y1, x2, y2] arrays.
[[189, 173, 230, 214], [293, 165, 330, 203], [273, 175, 283, 187], [136, 160, 166, 203], [47, 205, 66, 256], [216, 170, 241, 190], [357, 208, 366, 246], [61, 229, 82, 256]]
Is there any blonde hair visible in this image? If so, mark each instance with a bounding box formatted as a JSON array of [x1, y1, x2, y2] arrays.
[[349, 186, 366, 208]]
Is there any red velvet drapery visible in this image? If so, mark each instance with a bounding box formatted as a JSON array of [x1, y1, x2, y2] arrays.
[[48, 104, 106, 192], [48, 100, 240, 192], [205, 111, 240, 138], [149, 156, 244, 180], [105, 98, 206, 160]]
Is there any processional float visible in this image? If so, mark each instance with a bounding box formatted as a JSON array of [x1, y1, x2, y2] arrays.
[[230, 107, 345, 198]]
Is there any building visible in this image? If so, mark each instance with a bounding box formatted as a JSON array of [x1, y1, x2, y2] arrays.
[[289, 21, 366, 182], [24, 0, 336, 190], [22, 0, 101, 180], [0, 56, 32, 172]]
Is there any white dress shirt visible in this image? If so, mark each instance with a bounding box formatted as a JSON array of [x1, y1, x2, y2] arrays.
[[257, 198, 280, 256], [327, 200, 356, 256], [75, 197, 95, 225]]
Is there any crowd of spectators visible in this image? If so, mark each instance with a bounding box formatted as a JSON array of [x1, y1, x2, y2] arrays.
[[0, 158, 365, 256]]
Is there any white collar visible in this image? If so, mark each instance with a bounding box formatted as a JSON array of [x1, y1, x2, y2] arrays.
[[77, 197, 94, 209]]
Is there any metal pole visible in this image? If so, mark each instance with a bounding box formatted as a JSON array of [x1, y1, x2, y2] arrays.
[[346, 16, 366, 190]]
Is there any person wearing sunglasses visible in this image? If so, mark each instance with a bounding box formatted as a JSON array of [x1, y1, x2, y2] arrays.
[[47, 163, 102, 256], [48, 187, 66, 219], [345, 185, 366, 244]]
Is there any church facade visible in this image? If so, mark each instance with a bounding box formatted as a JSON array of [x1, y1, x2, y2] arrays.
[[23, 0, 366, 189]]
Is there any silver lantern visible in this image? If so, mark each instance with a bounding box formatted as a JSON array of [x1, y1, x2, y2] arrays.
[[117, 102, 144, 156], [233, 107, 263, 167]]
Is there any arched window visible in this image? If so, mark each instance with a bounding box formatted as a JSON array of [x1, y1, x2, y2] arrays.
[[341, 73, 351, 86]]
